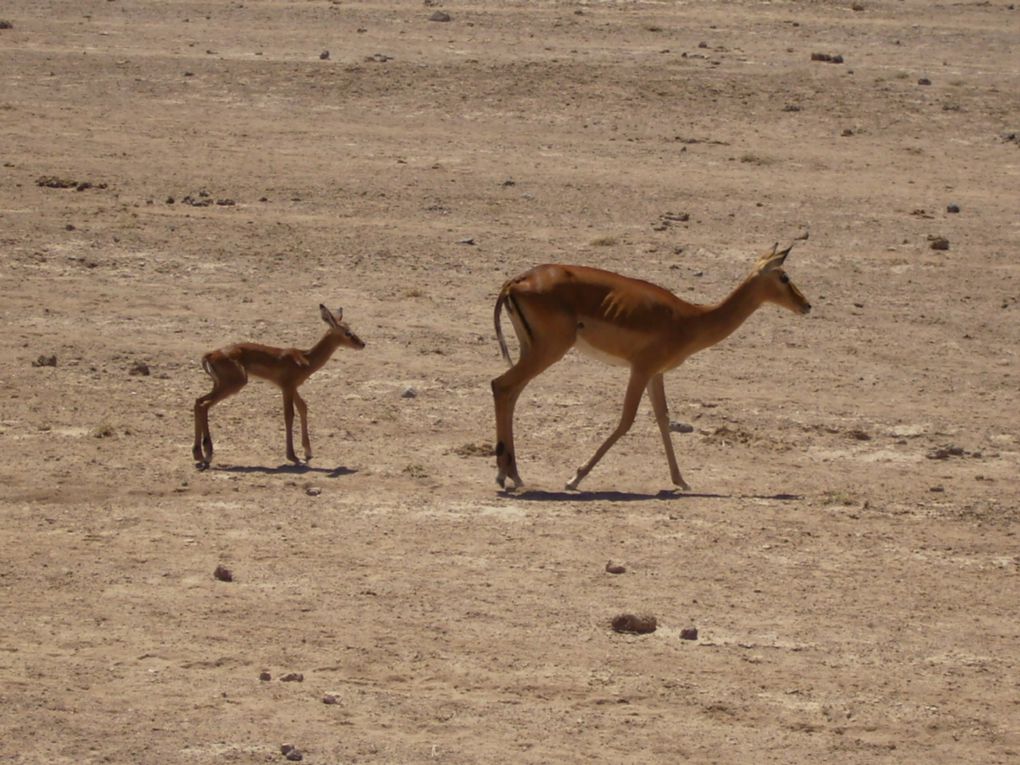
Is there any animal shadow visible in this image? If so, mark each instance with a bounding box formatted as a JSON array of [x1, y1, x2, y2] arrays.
[[207, 463, 357, 478]]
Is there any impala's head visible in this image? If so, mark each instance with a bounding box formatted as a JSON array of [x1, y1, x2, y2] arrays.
[[752, 239, 812, 315], [320, 304, 366, 349]]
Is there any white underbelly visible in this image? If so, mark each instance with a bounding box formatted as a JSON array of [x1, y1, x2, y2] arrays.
[[574, 335, 630, 367]]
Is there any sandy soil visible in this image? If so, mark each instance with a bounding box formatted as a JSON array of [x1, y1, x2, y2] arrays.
[[1, 1, 1019, 763]]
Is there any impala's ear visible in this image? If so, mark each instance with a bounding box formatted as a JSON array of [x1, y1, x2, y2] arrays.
[[755, 243, 783, 272], [320, 304, 338, 327], [756, 232, 807, 272]]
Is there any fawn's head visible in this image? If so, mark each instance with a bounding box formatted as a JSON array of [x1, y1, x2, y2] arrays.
[[752, 238, 812, 315], [320, 304, 366, 349]]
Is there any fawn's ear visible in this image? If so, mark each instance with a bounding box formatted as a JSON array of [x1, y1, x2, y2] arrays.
[[320, 304, 338, 327]]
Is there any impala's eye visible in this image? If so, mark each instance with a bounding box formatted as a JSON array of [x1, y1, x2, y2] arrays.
[[780, 274, 790, 284]]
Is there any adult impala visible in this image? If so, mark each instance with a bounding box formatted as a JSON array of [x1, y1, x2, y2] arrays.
[[491, 238, 811, 491], [193, 304, 364, 469]]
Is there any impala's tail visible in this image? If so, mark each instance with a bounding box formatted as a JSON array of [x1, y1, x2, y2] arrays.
[[494, 281, 533, 365], [494, 286, 513, 365], [201, 354, 216, 379]]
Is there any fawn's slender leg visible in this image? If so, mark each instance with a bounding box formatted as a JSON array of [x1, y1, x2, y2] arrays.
[[193, 361, 246, 467], [293, 390, 312, 461]]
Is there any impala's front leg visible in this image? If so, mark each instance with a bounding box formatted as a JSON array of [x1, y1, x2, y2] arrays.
[[647, 374, 691, 491], [566, 369, 648, 490]]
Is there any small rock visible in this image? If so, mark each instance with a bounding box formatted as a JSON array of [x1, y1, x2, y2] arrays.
[[457, 237, 475, 245], [611, 613, 657, 634], [429, 10, 452, 22], [32, 354, 57, 367], [848, 429, 871, 441], [811, 52, 843, 64], [680, 626, 699, 641], [280, 744, 303, 761], [259, 671, 272, 681], [305, 486, 322, 497], [165, 196, 175, 204], [280, 672, 304, 683], [213, 564, 233, 582], [929, 235, 950, 251], [319, 50, 330, 60], [605, 561, 626, 575], [946, 203, 960, 213], [401, 387, 418, 399], [918, 77, 932, 86], [129, 361, 151, 376], [0, 20, 14, 29], [669, 421, 694, 434], [322, 694, 339, 705]]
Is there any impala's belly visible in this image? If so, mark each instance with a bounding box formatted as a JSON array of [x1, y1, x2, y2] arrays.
[[574, 335, 631, 367], [573, 319, 652, 367]]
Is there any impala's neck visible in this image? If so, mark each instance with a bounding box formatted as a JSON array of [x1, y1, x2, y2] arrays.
[[304, 332, 343, 371], [691, 274, 767, 352]]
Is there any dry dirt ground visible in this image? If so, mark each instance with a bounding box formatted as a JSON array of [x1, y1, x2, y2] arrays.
[[2, 1, 1019, 763]]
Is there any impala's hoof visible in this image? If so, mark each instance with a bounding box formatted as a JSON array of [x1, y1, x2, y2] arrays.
[[195, 460, 210, 471], [565, 472, 582, 491]]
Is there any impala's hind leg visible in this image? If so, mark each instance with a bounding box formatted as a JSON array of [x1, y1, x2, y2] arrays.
[[193, 354, 246, 468], [491, 301, 575, 490]]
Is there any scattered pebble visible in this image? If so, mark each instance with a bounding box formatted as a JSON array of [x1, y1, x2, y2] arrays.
[[129, 361, 151, 376], [811, 52, 844, 64], [259, 671, 272, 681], [319, 50, 330, 60], [322, 694, 339, 705], [0, 20, 13, 29], [429, 11, 452, 22], [280, 744, 303, 761], [32, 354, 57, 367], [680, 626, 699, 641], [213, 564, 233, 582], [280, 672, 304, 683], [457, 237, 476, 245], [918, 77, 932, 86], [401, 386, 418, 399], [926, 445, 966, 460], [848, 429, 871, 441], [669, 421, 694, 434], [928, 235, 950, 251], [611, 613, 657, 634], [605, 561, 626, 575], [305, 486, 322, 497], [947, 203, 960, 213]]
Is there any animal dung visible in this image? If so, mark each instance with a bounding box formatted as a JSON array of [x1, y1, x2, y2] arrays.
[[611, 613, 657, 634]]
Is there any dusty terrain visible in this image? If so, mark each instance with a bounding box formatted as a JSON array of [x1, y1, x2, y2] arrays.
[[1, 1, 1018, 763]]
